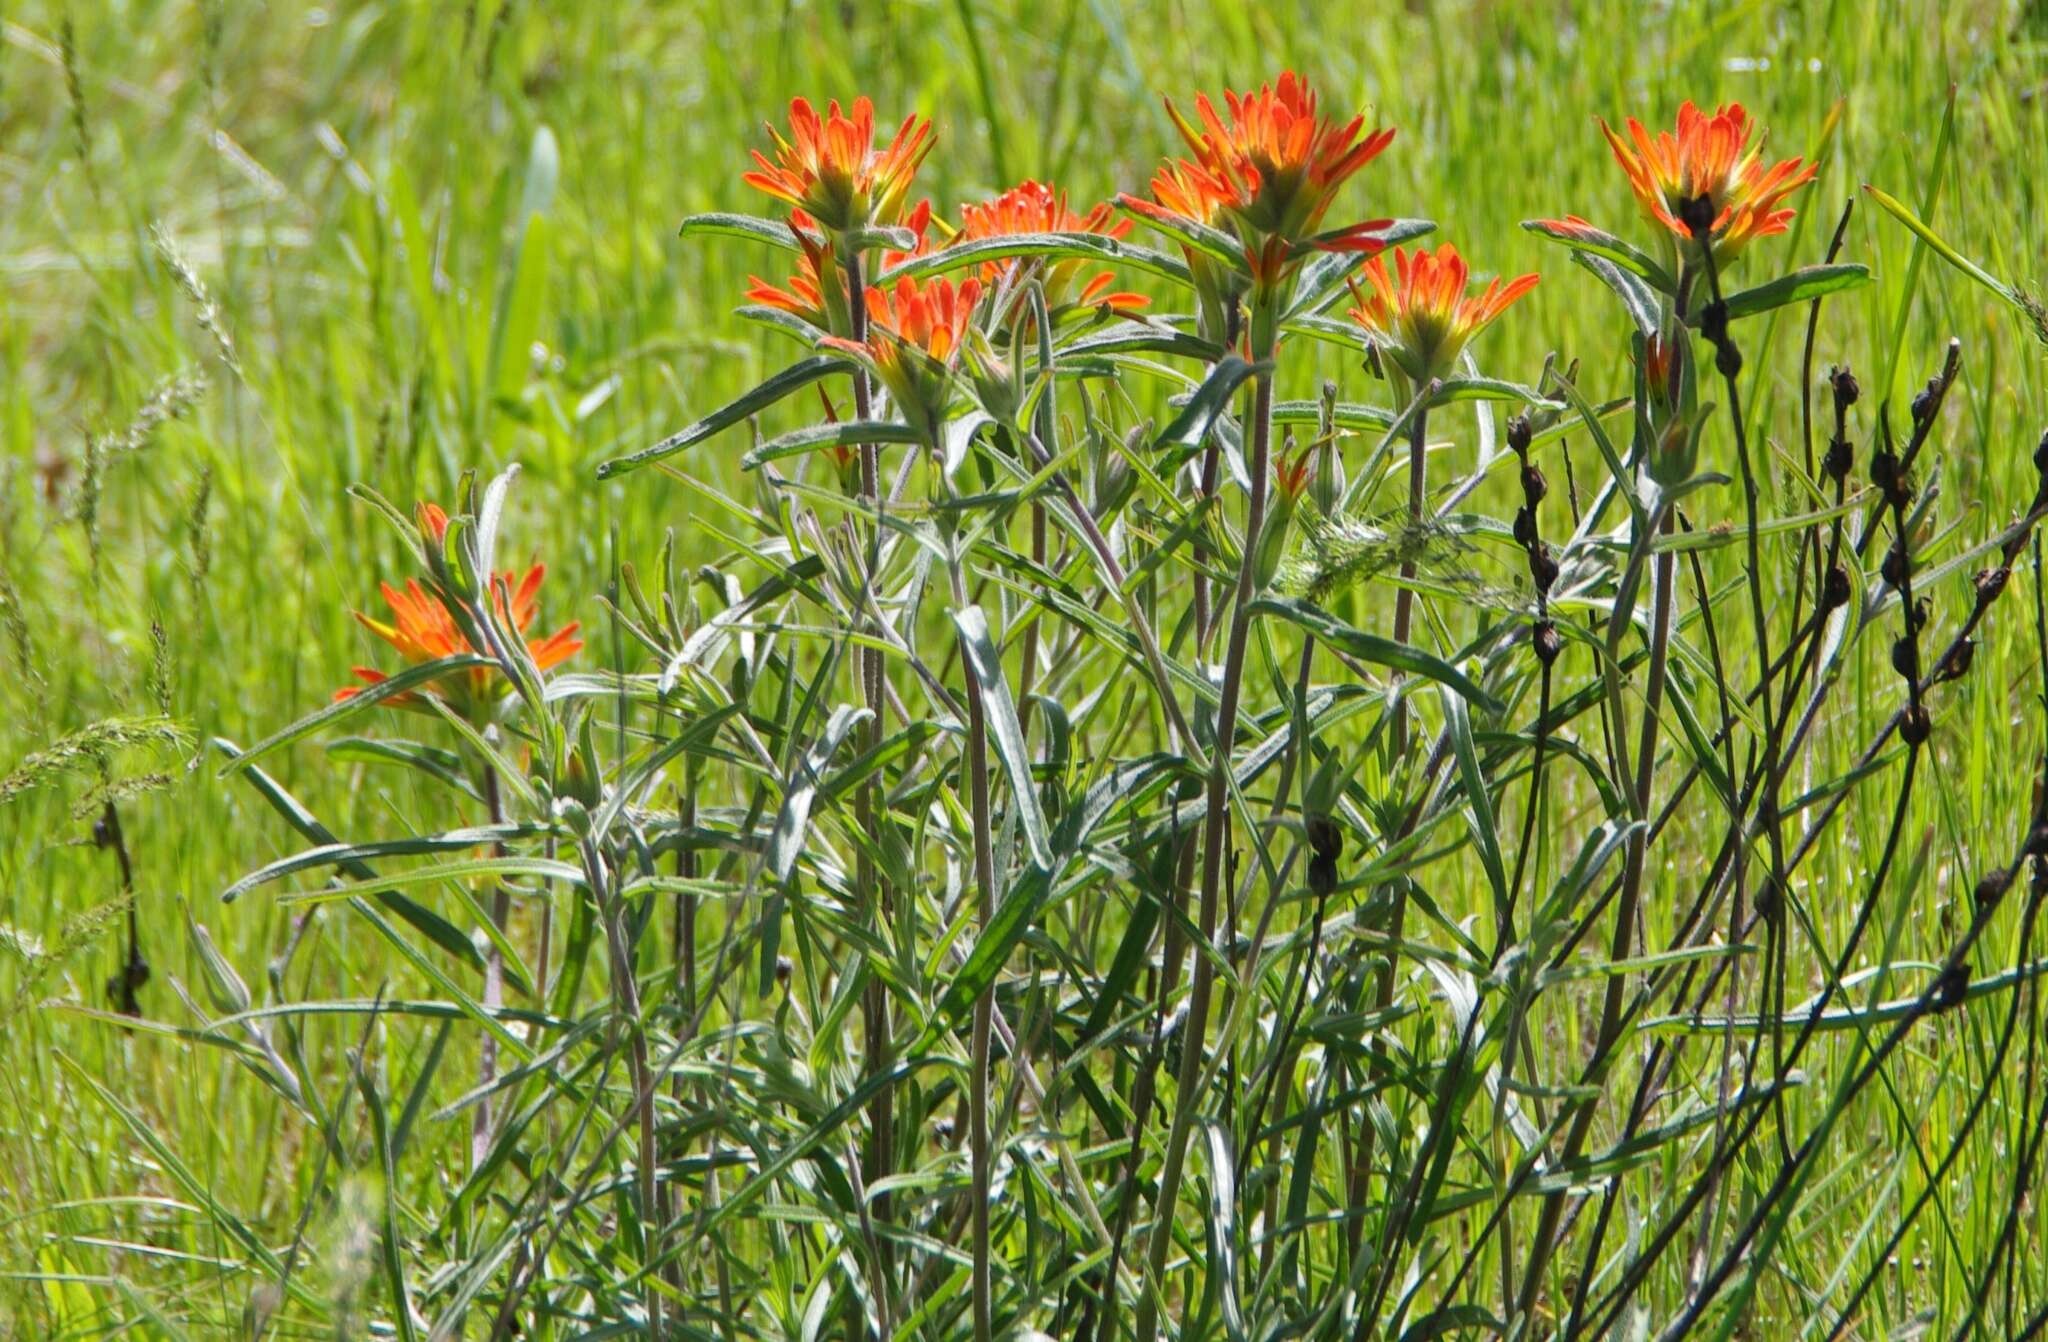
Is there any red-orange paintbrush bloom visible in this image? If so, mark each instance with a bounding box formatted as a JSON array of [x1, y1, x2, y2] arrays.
[[742, 96, 934, 236], [954, 180, 1148, 311], [1599, 101, 1817, 262], [336, 503, 581, 718], [746, 202, 933, 333], [1347, 244, 1539, 383], [1164, 71, 1395, 250], [823, 274, 983, 440], [1120, 158, 1244, 339]]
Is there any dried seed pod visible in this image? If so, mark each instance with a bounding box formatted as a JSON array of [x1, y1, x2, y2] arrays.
[[1899, 704, 1932, 746], [1941, 638, 1975, 681], [1830, 365, 1860, 411], [1823, 436, 1854, 483], [1822, 565, 1852, 611], [1532, 619, 1563, 667], [1513, 506, 1539, 548], [1975, 566, 2010, 608], [1932, 961, 1970, 1012], [1507, 414, 1534, 455], [1715, 339, 1743, 379]]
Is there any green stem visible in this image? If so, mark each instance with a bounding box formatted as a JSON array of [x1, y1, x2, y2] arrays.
[[1133, 362, 1275, 1342], [948, 554, 998, 1342], [844, 247, 897, 1240]]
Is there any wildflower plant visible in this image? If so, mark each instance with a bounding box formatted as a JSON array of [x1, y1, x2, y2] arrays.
[[210, 64, 2048, 1342]]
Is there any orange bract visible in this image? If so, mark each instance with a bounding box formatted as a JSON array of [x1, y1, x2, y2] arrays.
[[955, 180, 1147, 311], [746, 202, 933, 331], [336, 502, 581, 716], [1347, 243, 1539, 383], [1275, 449, 1313, 502], [861, 274, 982, 363], [1165, 70, 1394, 246], [1124, 158, 1233, 231], [1599, 101, 1817, 259], [820, 274, 984, 438], [742, 96, 934, 235]]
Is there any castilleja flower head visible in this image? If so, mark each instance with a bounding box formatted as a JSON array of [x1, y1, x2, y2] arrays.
[[746, 202, 933, 333], [1598, 102, 1817, 262], [742, 97, 934, 235], [1163, 71, 1395, 251], [823, 274, 983, 441], [336, 503, 581, 718], [1347, 243, 1539, 383], [954, 180, 1148, 311]]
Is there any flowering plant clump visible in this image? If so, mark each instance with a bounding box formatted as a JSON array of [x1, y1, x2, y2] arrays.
[[212, 64, 2048, 1342]]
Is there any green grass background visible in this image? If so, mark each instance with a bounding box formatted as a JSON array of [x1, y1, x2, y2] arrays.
[[3, 0, 2047, 1332]]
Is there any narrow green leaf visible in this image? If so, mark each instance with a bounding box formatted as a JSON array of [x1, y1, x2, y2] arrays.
[[771, 703, 872, 882], [875, 230, 1191, 286], [218, 655, 495, 777], [741, 418, 923, 469], [950, 605, 1051, 871], [1520, 217, 1678, 294], [598, 356, 845, 477], [1250, 596, 1502, 714], [1694, 263, 1873, 324]]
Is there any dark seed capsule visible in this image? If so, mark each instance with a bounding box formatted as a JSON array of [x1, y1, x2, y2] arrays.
[[2035, 429, 2048, 477], [1520, 463, 1548, 506], [1943, 638, 1975, 681], [1754, 880, 1781, 924], [1899, 704, 1932, 746], [1513, 506, 1539, 547], [1911, 378, 1939, 426], [1532, 619, 1563, 667], [1933, 961, 1970, 1011], [1976, 868, 2013, 909], [1699, 299, 1729, 345], [1830, 365, 1860, 411], [1823, 437, 1854, 483], [1881, 544, 1909, 589], [1822, 565, 1851, 610], [1305, 812, 1343, 863], [1531, 546, 1559, 594], [1308, 853, 1339, 898], [1507, 414, 1534, 455], [1891, 636, 1919, 681], [1715, 340, 1743, 379], [1976, 566, 2010, 607]]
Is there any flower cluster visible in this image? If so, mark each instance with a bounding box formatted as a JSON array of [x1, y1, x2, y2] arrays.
[[1599, 101, 1816, 263], [337, 502, 581, 719], [1347, 243, 1539, 384]]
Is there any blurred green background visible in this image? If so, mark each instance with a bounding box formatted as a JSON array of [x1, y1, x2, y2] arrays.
[[2, 0, 2044, 1330]]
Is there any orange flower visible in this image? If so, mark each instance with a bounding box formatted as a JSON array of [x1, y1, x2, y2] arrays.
[[955, 180, 1148, 311], [746, 202, 933, 333], [1165, 71, 1394, 248], [1124, 159, 1233, 232], [823, 274, 983, 439], [742, 96, 934, 235], [336, 502, 580, 717], [1599, 102, 1817, 261], [1347, 244, 1539, 383], [862, 274, 980, 362]]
